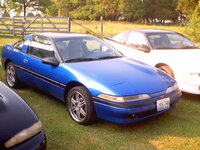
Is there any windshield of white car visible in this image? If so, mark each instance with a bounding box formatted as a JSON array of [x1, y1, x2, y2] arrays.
[[147, 33, 200, 50], [54, 36, 122, 62]]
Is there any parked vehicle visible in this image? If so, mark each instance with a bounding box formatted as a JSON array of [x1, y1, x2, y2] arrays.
[[104, 29, 200, 95], [1, 33, 181, 125], [0, 81, 46, 150]]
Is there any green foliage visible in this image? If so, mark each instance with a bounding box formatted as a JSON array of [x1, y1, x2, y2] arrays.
[[70, 5, 98, 20], [7, 0, 39, 16], [4, 0, 57, 16], [144, 0, 179, 23], [41, 0, 58, 16], [121, 0, 145, 21], [177, 0, 199, 19], [2, 10, 10, 17], [56, 0, 179, 22], [2, 0, 180, 22], [185, 1, 200, 43], [0, 1, 12, 17], [66, 0, 121, 20]]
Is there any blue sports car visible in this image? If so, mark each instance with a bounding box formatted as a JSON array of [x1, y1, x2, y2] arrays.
[[1, 33, 181, 125]]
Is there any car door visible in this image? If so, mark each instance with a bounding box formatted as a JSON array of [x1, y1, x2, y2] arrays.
[[21, 35, 66, 100], [9, 36, 32, 80]]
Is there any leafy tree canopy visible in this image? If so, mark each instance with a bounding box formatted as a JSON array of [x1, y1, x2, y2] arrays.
[[177, 0, 199, 19]]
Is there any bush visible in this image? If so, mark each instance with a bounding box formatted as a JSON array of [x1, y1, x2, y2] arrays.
[[185, 2, 200, 43]]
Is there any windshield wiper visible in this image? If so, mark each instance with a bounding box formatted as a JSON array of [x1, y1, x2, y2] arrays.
[[182, 46, 200, 49], [155, 47, 174, 49], [97, 56, 122, 60], [65, 58, 96, 62]]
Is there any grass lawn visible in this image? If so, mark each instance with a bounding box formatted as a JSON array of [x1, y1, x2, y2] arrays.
[[0, 23, 200, 150]]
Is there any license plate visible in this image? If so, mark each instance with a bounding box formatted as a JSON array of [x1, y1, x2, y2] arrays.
[[157, 98, 170, 112]]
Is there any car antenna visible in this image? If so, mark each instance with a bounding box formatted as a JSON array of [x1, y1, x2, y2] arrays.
[[19, 31, 25, 41]]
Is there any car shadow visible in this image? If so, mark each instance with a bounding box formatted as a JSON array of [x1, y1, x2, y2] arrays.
[[182, 92, 200, 101]]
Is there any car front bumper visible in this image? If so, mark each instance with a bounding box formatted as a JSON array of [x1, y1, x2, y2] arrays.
[[176, 76, 200, 95], [93, 90, 182, 124]]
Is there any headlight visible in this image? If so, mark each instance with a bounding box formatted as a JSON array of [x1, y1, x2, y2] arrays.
[[5, 120, 42, 148], [166, 83, 178, 94], [184, 73, 200, 77], [97, 94, 150, 102]]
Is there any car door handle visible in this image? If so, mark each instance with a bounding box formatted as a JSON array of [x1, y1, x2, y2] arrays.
[[23, 59, 28, 63]]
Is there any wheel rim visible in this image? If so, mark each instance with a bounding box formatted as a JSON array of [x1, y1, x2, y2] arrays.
[[6, 65, 16, 87], [69, 91, 87, 122]]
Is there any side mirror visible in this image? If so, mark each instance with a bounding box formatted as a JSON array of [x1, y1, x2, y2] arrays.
[[135, 44, 151, 53], [21, 45, 29, 53], [42, 57, 59, 66]]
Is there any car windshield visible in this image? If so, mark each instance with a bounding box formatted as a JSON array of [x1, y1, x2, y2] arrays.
[[147, 32, 200, 50], [54, 36, 122, 62]]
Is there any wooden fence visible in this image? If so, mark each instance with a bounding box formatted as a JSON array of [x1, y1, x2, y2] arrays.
[[0, 16, 104, 38], [0, 16, 70, 36]]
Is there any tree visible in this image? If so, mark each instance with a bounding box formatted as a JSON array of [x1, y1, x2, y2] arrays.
[[143, 0, 179, 23], [6, 0, 57, 17], [54, 0, 86, 17], [40, 0, 58, 16], [94, 0, 121, 20], [121, 0, 145, 21], [65, 0, 121, 20], [185, 1, 200, 42], [177, 0, 199, 19], [0, 1, 12, 17]]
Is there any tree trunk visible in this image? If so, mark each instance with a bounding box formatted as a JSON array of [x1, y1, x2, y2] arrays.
[[23, 2, 26, 17]]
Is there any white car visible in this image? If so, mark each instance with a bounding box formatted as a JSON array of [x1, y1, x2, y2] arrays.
[[104, 29, 200, 94]]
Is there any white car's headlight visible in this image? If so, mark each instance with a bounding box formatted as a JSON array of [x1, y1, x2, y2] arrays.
[[166, 83, 178, 94], [184, 73, 200, 77], [5, 120, 42, 148], [97, 94, 150, 102]]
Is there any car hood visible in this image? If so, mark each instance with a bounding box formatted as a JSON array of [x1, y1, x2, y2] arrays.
[[0, 82, 39, 143], [63, 57, 175, 96]]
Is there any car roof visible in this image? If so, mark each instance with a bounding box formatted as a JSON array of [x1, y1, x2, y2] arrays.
[[128, 29, 176, 34], [34, 32, 91, 39]]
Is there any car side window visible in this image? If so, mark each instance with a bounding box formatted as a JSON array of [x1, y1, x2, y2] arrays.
[[28, 36, 54, 59], [126, 32, 148, 46], [13, 40, 24, 51]]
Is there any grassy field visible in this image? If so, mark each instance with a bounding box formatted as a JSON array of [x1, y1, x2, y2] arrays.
[[0, 23, 200, 150], [72, 20, 185, 38]]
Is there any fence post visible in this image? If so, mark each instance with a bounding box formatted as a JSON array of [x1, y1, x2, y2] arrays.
[[12, 17, 15, 36], [41, 16, 43, 32], [100, 16, 103, 38], [68, 17, 71, 32]]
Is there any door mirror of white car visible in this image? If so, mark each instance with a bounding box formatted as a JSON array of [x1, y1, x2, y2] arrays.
[[134, 44, 150, 53], [42, 57, 59, 66]]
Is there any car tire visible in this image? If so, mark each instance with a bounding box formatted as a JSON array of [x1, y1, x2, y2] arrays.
[[6, 62, 20, 88], [67, 86, 97, 125], [158, 65, 174, 78]]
